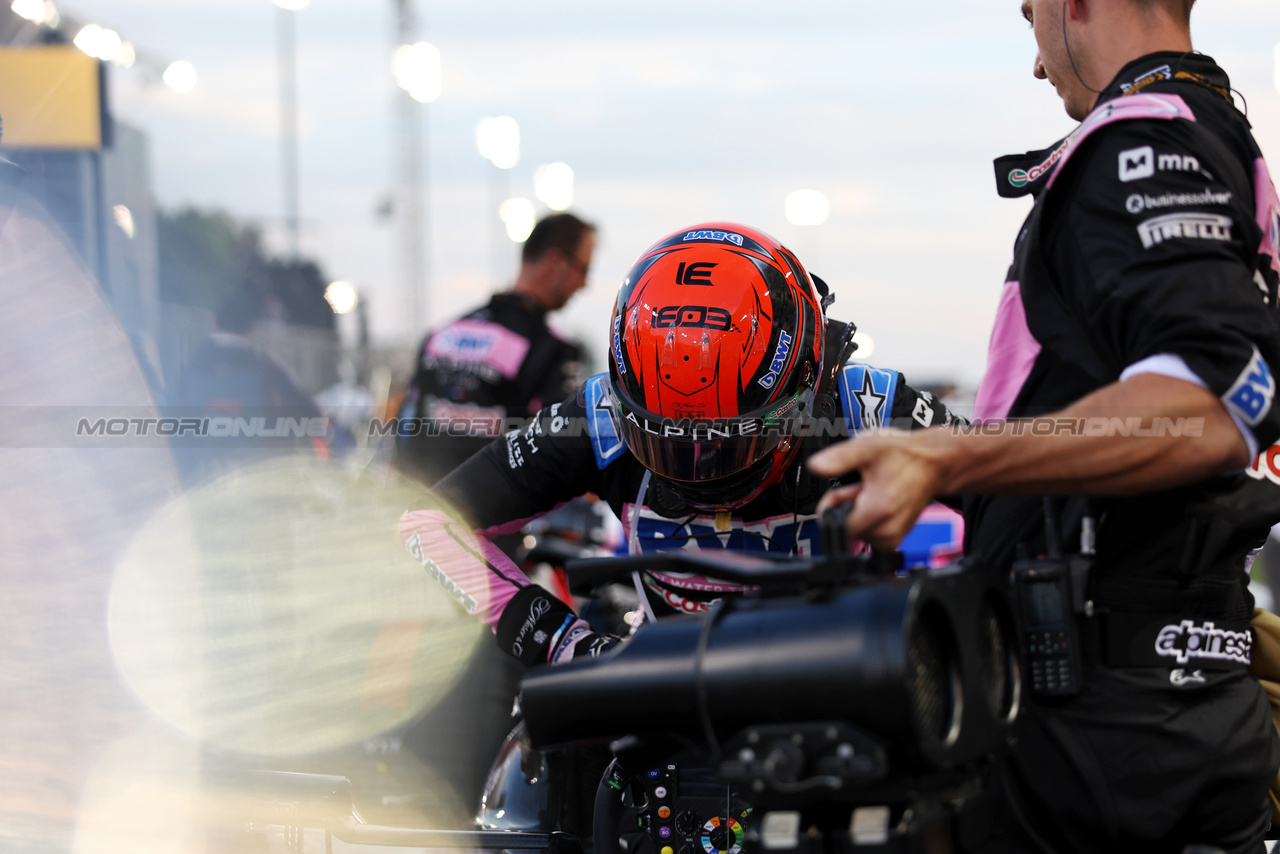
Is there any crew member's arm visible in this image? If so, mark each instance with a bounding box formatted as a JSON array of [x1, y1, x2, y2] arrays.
[[813, 119, 1280, 547], [811, 373, 1246, 547], [399, 389, 616, 666]]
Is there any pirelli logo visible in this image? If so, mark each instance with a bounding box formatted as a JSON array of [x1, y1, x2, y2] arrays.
[[1137, 212, 1232, 250]]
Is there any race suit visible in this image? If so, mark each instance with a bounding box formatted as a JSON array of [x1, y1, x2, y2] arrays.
[[979, 52, 1280, 852], [398, 348, 964, 668], [396, 291, 583, 485]]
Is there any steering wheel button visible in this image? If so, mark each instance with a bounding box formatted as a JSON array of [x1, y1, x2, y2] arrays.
[[648, 769, 661, 779], [661, 848, 674, 854], [659, 826, 673, 839], [654, 785, 668, 799], [658, 807, 671, 819]]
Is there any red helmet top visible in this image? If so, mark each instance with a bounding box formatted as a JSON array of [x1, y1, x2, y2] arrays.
[[608, 223, 825, 509]]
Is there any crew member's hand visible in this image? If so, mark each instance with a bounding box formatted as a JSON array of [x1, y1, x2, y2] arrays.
[[807, 430, 948, 550]]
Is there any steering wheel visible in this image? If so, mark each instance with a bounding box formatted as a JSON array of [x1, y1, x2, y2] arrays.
[[593, 759, 752, 854]]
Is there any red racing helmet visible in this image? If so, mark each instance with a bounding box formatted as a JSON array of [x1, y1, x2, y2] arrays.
[[608, 223, 825, 509]]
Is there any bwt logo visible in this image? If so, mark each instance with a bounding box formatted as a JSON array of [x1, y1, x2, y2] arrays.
[[436, 328, 495, 356], [758, 330, 793, 389], [652, 305, 732, 331], [405, 533, 479, 614], [683, 229, 744, 246], [1224, 349, 1275, 427], [612, 314, 626, 374]]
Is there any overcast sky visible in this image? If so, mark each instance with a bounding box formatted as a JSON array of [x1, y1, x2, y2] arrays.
[[81, 0, 1280, 385]]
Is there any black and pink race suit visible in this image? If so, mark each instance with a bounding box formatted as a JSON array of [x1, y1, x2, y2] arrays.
[[979, 52, 1280, 621], [974, 52, 1280, 852], [398, 356, 964, 666], [395, 292, 583, 486]]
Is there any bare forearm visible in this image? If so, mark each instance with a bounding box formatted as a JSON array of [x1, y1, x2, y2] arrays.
[[808, 373, 1252, 549], [933, 374, 1249, 496]]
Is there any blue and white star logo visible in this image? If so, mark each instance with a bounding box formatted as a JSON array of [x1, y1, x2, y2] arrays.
[[856, 369, 888, 429], [838, 363, 899, 433]]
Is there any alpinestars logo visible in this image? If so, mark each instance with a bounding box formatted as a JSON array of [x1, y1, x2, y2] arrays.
[[1154, 620, 1251, 666], [855, 370, 888, 428], [1169, 668, 1206, 686]]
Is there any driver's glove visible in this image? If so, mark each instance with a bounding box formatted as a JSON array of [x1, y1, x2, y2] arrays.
[[497, 584, 622, 667]]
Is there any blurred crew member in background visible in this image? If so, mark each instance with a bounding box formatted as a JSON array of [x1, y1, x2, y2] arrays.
[[170, 286, 322, 486], [392, 212, 594, 807], [810, 0, 1280, 849], [395, 212, 595, 485]]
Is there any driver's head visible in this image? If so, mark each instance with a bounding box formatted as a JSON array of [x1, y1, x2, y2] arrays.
[[608, 223, 825, 511]]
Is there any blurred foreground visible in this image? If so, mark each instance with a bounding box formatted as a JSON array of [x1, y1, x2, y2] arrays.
[[0, 183, 506, 852]]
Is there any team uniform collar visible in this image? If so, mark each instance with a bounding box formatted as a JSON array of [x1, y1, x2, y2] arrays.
[[497, 290, 549, 317], [1097, 51, 1232, 107], [993, 53, 1231, 201]]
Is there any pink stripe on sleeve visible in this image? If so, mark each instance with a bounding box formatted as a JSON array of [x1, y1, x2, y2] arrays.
[[974, 281, 1041, 422], [1044, 93, 1195, 191], [399, 509, 532, 630], [1256, 158, 1280, 280]]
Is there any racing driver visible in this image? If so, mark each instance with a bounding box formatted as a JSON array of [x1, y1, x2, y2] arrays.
[[398, 223, 965, 668]]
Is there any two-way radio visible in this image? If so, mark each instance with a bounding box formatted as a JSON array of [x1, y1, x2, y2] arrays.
[[1010, 500, 1094, 698]]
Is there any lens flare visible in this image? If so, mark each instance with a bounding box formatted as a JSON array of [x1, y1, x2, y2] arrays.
[[108, 457, 483, 756], [534, 162, 574, 211], [70, 729, 469, 853], [163, 61, 197, 95], [784, 189, 829, 227], [476, 116, 520, 170], [499, 197, 536, 242]]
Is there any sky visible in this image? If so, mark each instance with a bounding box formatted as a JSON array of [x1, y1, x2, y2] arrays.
[[77, 0, 1280, 386]]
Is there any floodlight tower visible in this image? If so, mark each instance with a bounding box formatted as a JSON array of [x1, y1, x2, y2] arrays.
[[273, 0, 309, 261], [392, 0, 434, 332]]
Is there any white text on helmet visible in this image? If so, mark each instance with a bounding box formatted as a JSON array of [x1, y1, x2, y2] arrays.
[[612, 314, 626, 374], [683, 229, 744, 246], [758, 330, 793, 389]]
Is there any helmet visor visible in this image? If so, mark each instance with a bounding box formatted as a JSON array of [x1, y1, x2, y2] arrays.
[[613, 386, 809, 485], [657, 454, 778, 510]]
